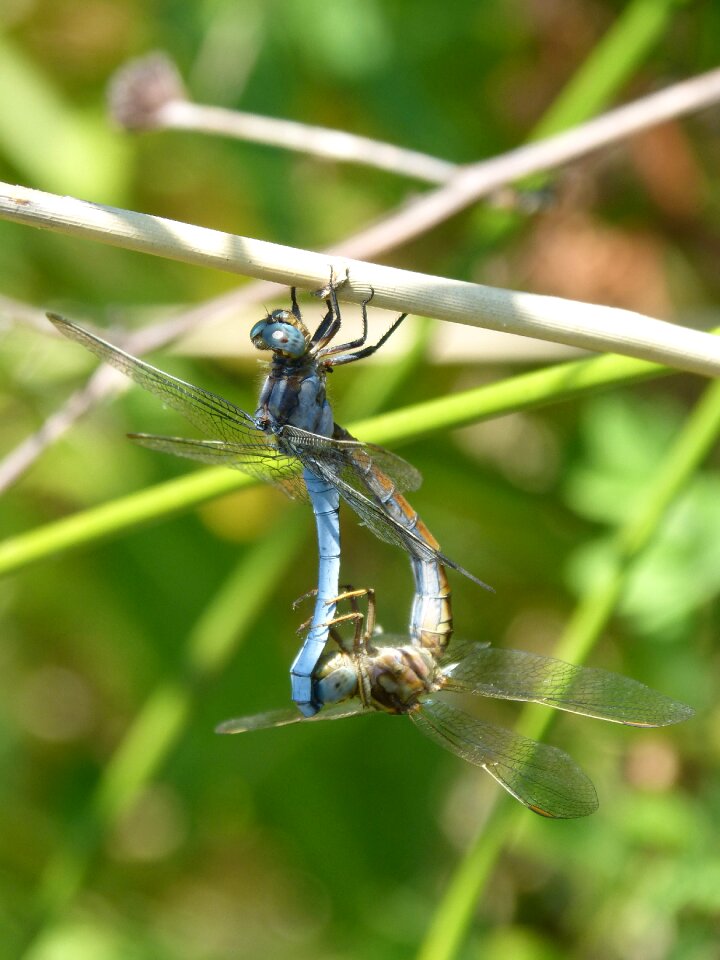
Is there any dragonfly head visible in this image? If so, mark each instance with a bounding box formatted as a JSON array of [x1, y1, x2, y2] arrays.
[[250, 310, 310, 358], [314, 651, 359, 705]]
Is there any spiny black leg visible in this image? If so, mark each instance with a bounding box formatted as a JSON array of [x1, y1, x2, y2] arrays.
[[313, 266, 349, 301], [323, 309, 408, 366], [309, 303, 338, 350], [309, 268, 346, 351], [319, 287, 376, 358], [289, 287, 302, 324], [357, 287, 374, 348], [332, 285, 371, 351]]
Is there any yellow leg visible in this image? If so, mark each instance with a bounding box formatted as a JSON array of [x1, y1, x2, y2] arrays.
[[294, 584, 378, 655], [292, 587, 318, 610]]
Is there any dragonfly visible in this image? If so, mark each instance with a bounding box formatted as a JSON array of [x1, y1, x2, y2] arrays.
[[48, 275, 488, 716], [218, 588, 694, 818]]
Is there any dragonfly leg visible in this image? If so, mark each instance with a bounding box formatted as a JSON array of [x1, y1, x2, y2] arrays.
[[293, 585, 370, 640], [309, 267, 348, 352], [325, 611, 364, 652], [292, 583, 365, 617], [289, 287, 302, 324], [295, 609, 359, 639], [319, 287, 380, 362], [324, 308, 408, 366], [296, 585, 378, 656], [313, 266, 349, 302], [355, 587, 377, 654], [346, 286, 374, 352], [318, 280, 406, 365], [325, 586, 377, 656], [294, 614, 314, 636], [330, 585, 376, 607], [292, 587, 318, 610]]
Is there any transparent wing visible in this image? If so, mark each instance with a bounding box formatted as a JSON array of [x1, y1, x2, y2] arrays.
[[285, 426, 423, 494], [49, 314, 489, 586], [354, 443, 423, 493], [442, 647, 694, 727], [49, 314, 420, 501], [50, 314, 262, 442], [127, 433, 422, 505], [439, 638, 490, 664], [412, 699, 598, 819], [216, 700, 369, 734], [129, 434, 308, 500], [306, 455, 492, 589], [143, 422, 488, 587]]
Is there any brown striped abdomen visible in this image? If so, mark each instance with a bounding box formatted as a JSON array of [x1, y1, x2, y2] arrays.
[[342, 433, 454, 659]]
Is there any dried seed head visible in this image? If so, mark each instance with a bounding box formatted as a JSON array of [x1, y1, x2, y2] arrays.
[[108, 52, 187, 130]]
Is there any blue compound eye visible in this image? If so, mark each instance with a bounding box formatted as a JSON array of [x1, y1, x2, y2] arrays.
[[250, 319, 307, 357]]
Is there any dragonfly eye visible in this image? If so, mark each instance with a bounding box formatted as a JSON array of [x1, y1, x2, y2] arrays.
[[315, 662, 358, 704], [250, 318, 307, 357]]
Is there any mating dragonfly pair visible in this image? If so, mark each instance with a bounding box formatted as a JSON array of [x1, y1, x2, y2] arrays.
[[49, 274, 692, 818]]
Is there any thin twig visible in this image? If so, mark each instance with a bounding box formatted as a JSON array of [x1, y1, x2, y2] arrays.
[[0, 346, 679, 578], [4, 67, 720, 492], [108, 55, 720, 227], [163, 100, 459, 182], [3, 181, 720, 376], [0, 294, 51, 333], [109, 53, 457, 184], [0, 366, 119, 491], [338, 65, 720, 259], [0, 284, 289, 491]]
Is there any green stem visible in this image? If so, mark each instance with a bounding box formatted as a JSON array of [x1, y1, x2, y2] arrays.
[[23, 321, 433, 949], [532, 0, 689, 139], [417, 377, 720, 960], [0, 464, 248, 575], [0, 348, 679, 579], [30, 500, 307, 934]]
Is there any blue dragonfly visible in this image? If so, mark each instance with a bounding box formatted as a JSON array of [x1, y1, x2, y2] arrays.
[[48, 277, 488, 715], [218, 587, 694, 819]]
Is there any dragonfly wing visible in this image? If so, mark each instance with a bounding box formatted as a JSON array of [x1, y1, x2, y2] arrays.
[[442, 647, 694, 727], [357, 443, 423, 493], [439, 639, 490, 666], [50, 314, 269, 446], [412, 699, 598, 819], [301, 454, 491, 589], [216, 700, 368, 734], [285, 425, 423, 494], [129, 434, 308, 500], [293, 426, 489, 586]]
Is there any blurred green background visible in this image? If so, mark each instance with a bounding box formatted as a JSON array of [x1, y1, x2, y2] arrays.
[[1, 2, 720, 958]]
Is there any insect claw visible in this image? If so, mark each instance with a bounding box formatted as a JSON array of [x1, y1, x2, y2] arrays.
[[293, 588, 318, 610], [361, 286, 375, 308], [313, 266, 349, 300]]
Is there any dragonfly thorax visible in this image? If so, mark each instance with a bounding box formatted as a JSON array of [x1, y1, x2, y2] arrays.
[[250, 310, 310, 358], [366, 645, 440, 714], [314, 644, 442, 715], [254, 359, 333, 435]]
